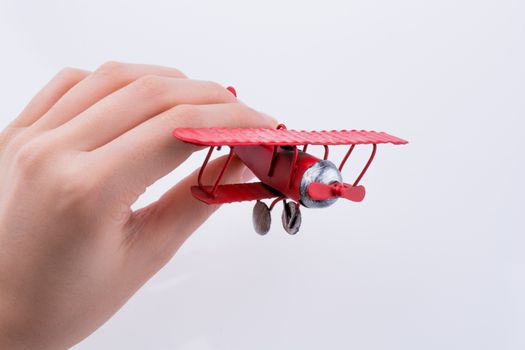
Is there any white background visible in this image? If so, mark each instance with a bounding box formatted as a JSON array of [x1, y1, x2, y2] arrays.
[[0, 1, 524, 349]]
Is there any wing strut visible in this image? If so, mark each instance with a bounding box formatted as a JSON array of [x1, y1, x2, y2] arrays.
[[337, 143, 377, 186], [353, 144, 377, 186], [197, 146, 235, 198]]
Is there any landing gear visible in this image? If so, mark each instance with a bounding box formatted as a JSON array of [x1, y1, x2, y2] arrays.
[[281, 200, 301, 235], [252, 200, 271, 235], [251, 199, 302, 235]]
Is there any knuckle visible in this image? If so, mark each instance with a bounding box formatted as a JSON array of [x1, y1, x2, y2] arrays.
[[232, 102, 255, 114], [230, 103, 276, 127], [4, 128, 37, 154], [54, 165, 99, 204], [169, 67, 187, 78], [167, 104, 201, 126], [133, 74, 167, 98], [14, 139, 55, 174], [12, 140, 101, 211], [227, 102, 258, 119], [45, 155, 103, 212], [0, 127, 21, 152], [200, 80, 234, 101], [55, 67, 87, 81], [94, 61, 129, 81]]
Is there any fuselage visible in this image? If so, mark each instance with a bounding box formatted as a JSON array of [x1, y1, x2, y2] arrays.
[[233, 145, 342, 208]]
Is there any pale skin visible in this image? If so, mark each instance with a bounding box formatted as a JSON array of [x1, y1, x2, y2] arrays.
[[0, 62, 277, 349]]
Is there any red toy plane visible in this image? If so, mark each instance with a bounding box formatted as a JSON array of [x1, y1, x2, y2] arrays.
[[172, 124, 407, 235]]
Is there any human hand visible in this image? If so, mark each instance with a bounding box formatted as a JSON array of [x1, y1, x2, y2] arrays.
[[0, 62, 277, 349]]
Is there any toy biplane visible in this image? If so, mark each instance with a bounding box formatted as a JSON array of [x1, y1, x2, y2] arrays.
[[172, 123, 407, 235]]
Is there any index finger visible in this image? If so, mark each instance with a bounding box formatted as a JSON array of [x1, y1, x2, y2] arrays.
[[92, 102, 278, 201]]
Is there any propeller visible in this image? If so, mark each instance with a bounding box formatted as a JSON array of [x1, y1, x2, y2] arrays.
[[307, 182, 366, 202]]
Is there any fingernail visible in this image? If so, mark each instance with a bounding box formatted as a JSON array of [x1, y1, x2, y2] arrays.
[[241, 167, 255, 182], [226, 86, 237, 97]]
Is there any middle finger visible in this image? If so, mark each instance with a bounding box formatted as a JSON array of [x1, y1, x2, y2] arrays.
[[55, 77, 236, 151]]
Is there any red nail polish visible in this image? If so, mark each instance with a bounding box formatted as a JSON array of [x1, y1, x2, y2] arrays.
[[226, 86, 237, 97]]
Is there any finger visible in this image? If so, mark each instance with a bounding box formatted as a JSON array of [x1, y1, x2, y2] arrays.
[[124, 154, 250, 268], [56, 77, 236, 151], [92, 102, 277, 201], [31, 61, 186, 130], [10, 68, 90, 128]]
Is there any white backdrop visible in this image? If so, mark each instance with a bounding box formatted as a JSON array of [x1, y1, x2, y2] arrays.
[[0, 1, 523, 349]]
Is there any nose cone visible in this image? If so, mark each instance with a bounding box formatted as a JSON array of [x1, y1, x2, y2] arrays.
[[299, 159, 342, 208]]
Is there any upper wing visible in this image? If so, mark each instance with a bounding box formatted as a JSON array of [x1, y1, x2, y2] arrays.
[[191, 182, 281, 204], [173, 128, 408, 146]]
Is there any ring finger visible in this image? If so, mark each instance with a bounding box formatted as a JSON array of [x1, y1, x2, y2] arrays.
[[31, 61, 187, 131]]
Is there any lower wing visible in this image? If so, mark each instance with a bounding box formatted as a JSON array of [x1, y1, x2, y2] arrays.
[[191, 182, 281, 204]]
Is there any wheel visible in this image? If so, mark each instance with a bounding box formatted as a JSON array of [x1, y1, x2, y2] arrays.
[[281, 201, 301, 235], [252, 201, 271, 235]]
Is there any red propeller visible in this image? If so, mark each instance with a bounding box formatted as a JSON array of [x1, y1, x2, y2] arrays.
[[307, 182, 366, 202]]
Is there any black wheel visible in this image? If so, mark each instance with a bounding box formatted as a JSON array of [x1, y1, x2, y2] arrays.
[[281, 201, 301, 235], [252, 201, 271, 235]]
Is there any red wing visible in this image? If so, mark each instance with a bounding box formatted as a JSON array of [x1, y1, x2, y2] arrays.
[[191, 182, 281, 204], [173, 128, 408, 146]]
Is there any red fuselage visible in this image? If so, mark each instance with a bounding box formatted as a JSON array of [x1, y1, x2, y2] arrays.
[[234, 145, 321, 203]]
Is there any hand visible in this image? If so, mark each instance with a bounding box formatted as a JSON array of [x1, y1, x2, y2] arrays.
[[0, 62, 277, 349]]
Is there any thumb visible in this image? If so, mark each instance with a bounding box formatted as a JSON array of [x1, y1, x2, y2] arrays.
[[124, 153, 251, 269]]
